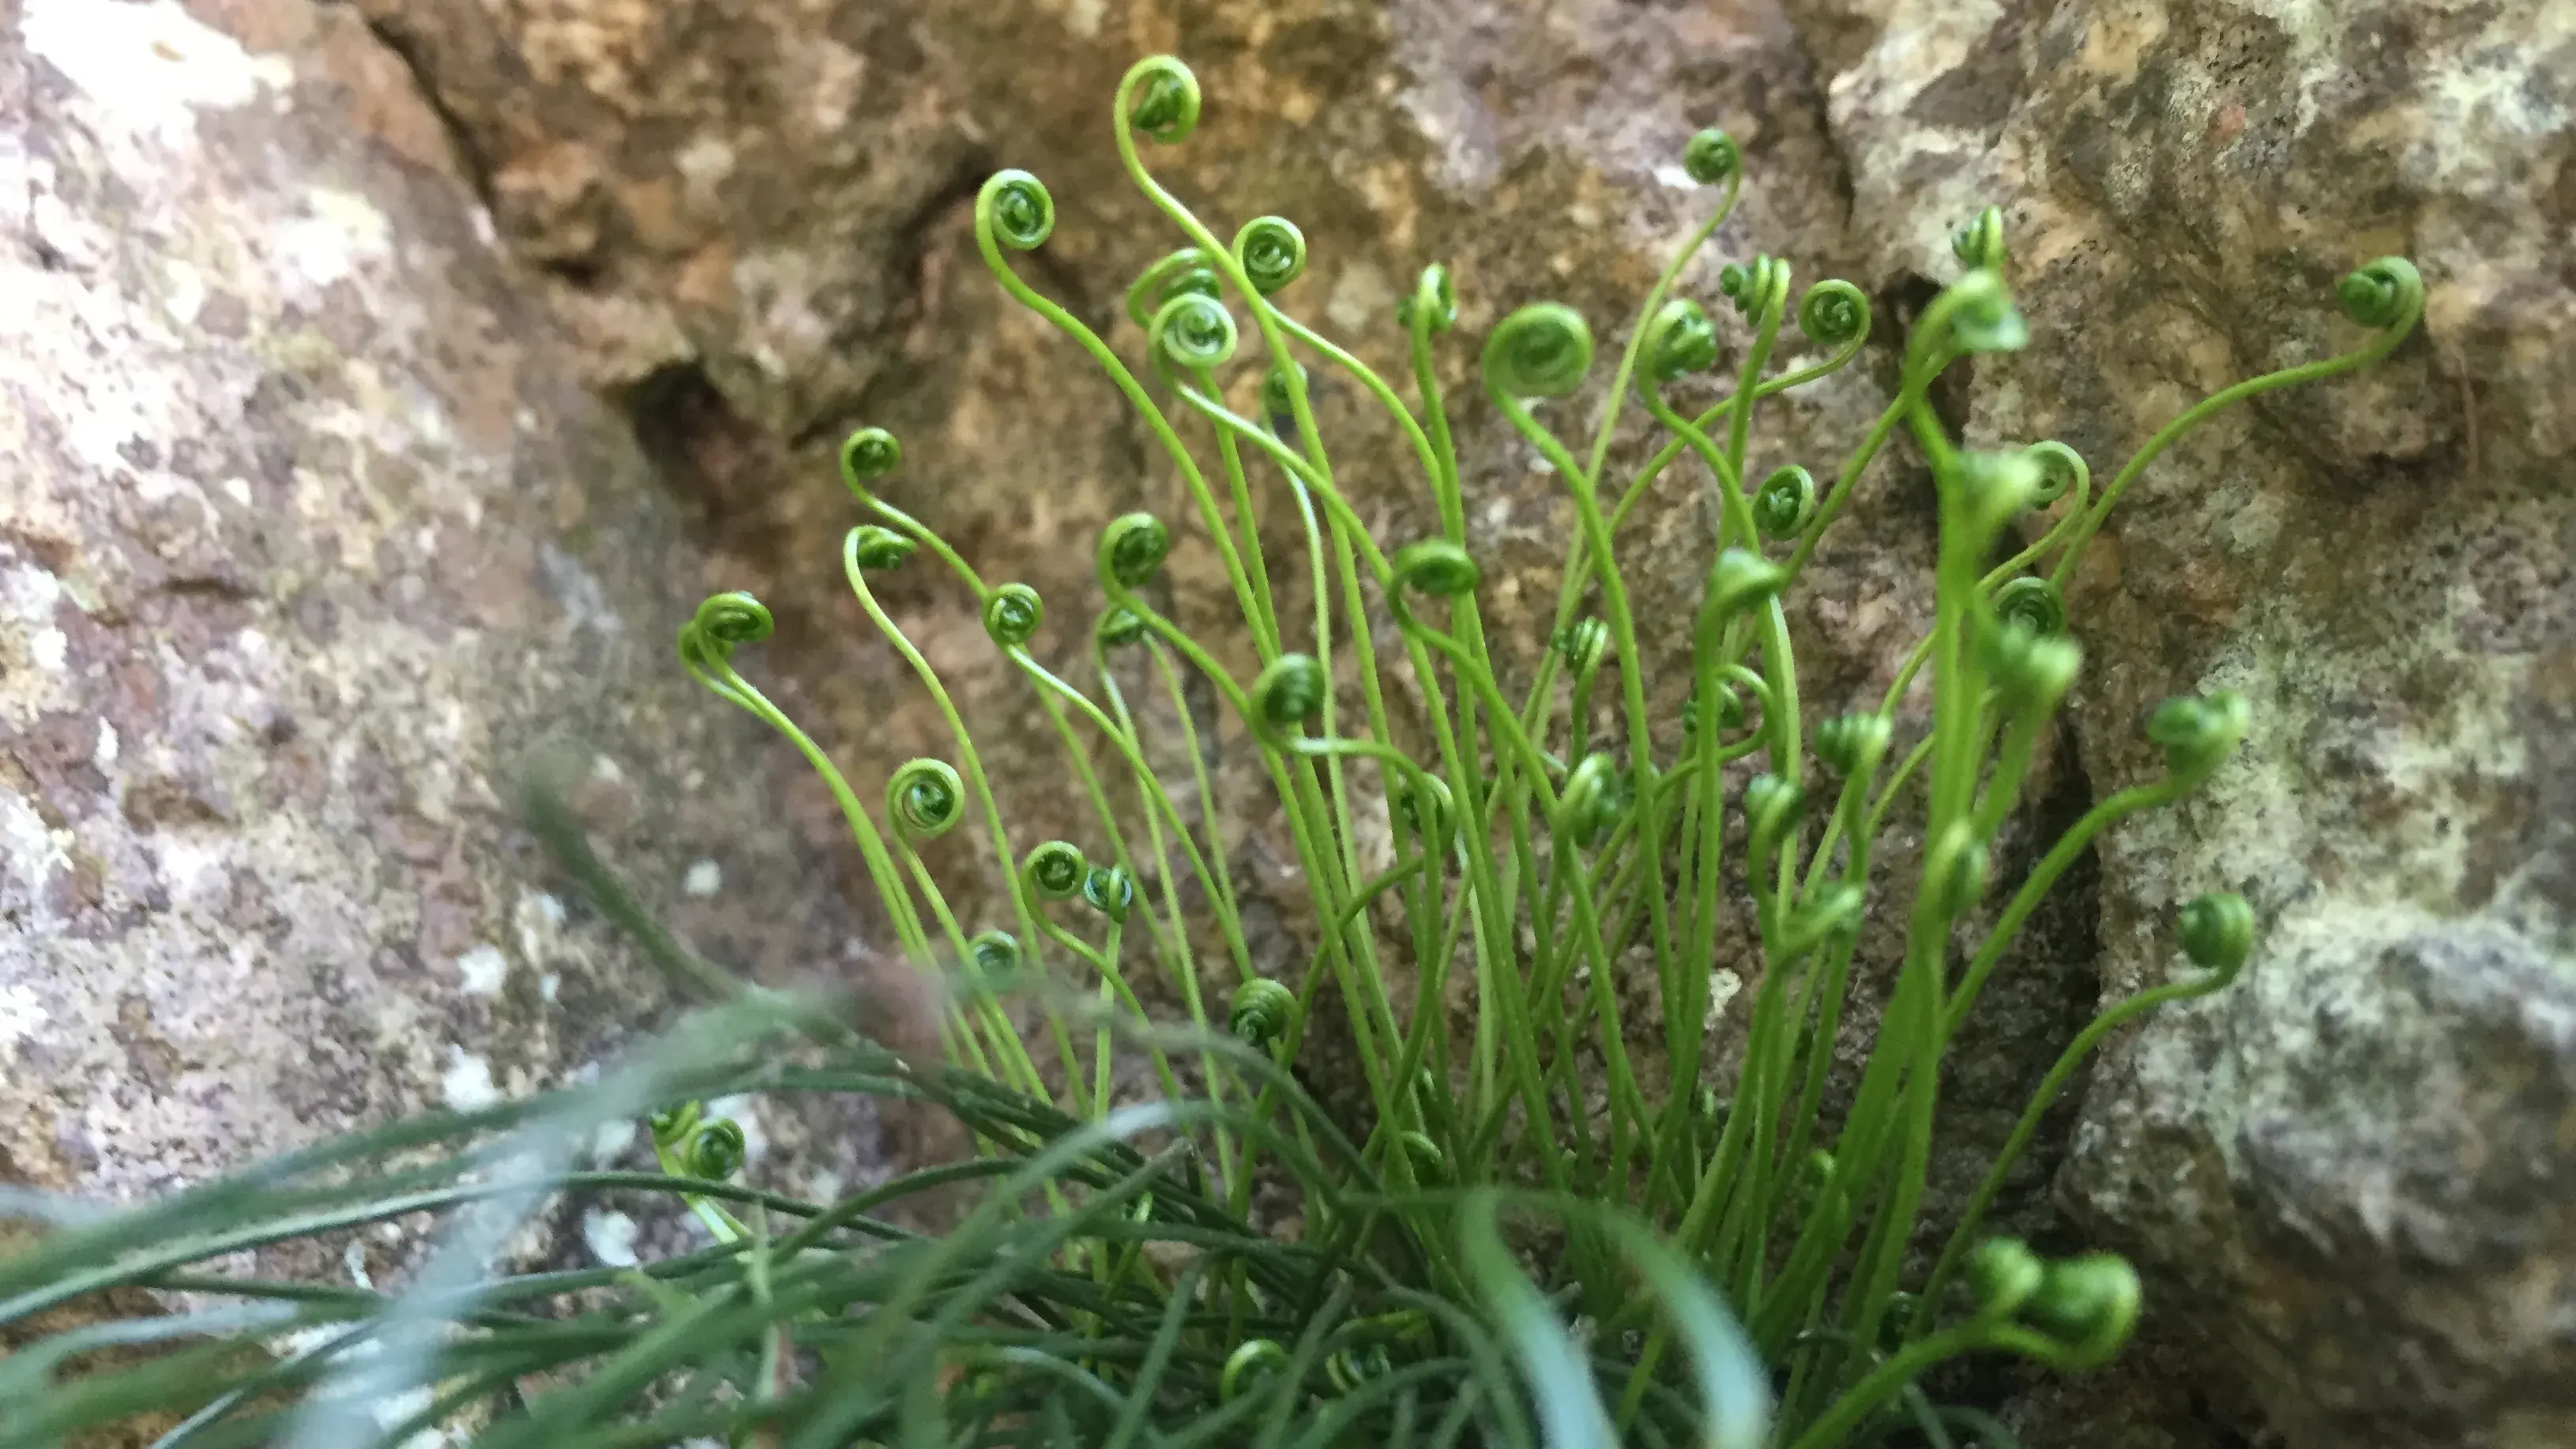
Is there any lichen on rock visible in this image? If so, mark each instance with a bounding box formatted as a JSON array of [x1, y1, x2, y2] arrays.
[[0, 0, 874, 1242]]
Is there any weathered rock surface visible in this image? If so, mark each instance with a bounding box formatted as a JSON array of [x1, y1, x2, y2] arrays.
[[0, 0, 871, 1218], [1794, 1, 2576, 1444]]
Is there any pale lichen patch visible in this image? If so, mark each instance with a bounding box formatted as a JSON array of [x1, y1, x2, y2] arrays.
[[22, 0, 286, 150], [441, 1048, 501, 1112], [1, 789, 71, 916], [456, 944, 510, 996], [1324, 262, 1396, 333], [589, 1118, 637, 1163], [0, 983, 47, 1055], [1703, 969, 1743, 1034], [581, 1208, 641, 1267]]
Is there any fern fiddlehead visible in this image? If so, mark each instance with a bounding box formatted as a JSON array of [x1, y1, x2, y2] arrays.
[[652, 56, 2415, 1446]]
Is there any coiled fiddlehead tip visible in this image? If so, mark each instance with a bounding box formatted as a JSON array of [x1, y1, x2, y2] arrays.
[[1260, 361, 1309, 423], [976, 169, 1055, 252], [1150, 290, 1239, 371], [2179, 892, 2255, 978], [683, 592, 773, 667], [1252, 653, 1326, 733], [2023, 1254, 2141, 1369], [1081, 864, 1136, 922], [1796, 280, 1871, 348], [2337, 256, 2423, 331], [1398, 262, 1457, 333], [1968, 1237, 2044, 1319], [648, 1101, 701, 1150], [1221, 1339, 1289, 1402], [1393, 777, 1455, 840], [1160, 265, 1223, 310], [1399, 1130, 1447, 1185], [1327, 1343, 1393, 1395], [1744, 773, 1806, 850], [1925, 267, 2029, 358], [1984, 618, 2082, 713], [1814, 712, 1893, 777], [840, 426, 902, 488], [848, 525, 916, 571], [1121, 55, 1202, 145], [1096, 606, 1147, 649], [686, 1117, 747, 1180], [1229, 976, 1296, 1052], [1022, 841, 1087, 901], [1235, 215, 1308, 295], [2022, 440, 2086, 506], [1802, 1148, 1837, 1197], [1683, 681, 1747, 738], [1929, 822, 1989, 918], [1957, 447, 2044, 542], [1127, 247, 1215, 330], [2145, 689, 2251, 781], [694, 590, 775, 646], [1717, 254, 1790, 321], [1552, 617, 1611, 674], [1392, 539, 1480, 598], [1558, 752, 1627, 849], [1992, 576, 2067, 638], [1753, 465, 1818, 541], [1683, 127, 1741, 186], [1984, 577, 2079, 709], [1878, 1292, 1924, 1351], [1705, 547, 1790, 623], [1482, 303, 1594, 399], [983, 582, 1044, 649], [887, 758, 965, 839], [968, 928, 1022, 979], [1645, 297, 1719, 382], [1950, 205, 2007, 273], [1103, 512, 1172, 589], [1783, 880, 1865, 955]]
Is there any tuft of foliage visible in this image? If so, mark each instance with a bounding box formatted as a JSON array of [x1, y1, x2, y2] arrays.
[[0, 54, 2419, 1449]]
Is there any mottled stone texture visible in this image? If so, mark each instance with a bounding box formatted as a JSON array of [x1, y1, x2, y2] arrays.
[[0, 0, 874, 1218], [9, 0, 2574, 1443]]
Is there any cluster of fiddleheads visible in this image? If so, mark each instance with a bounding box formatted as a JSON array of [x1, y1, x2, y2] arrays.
[[644, 51, 2418, 1449], [0, 54, 2422, 1448]]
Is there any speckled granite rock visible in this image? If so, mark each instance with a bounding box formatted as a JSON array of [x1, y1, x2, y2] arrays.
[[0, 0, 873, 1215], [1789, 1, 2576, 1444]]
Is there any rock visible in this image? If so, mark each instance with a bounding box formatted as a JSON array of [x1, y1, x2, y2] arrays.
[[0, 0, 874, 1225], [1791, 0, 2576, 1443]]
